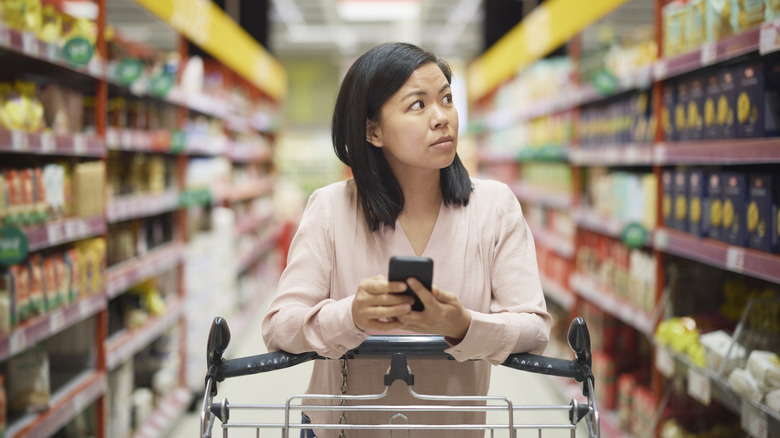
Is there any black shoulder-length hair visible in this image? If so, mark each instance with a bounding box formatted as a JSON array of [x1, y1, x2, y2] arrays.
[[332, 42, 473, 232]]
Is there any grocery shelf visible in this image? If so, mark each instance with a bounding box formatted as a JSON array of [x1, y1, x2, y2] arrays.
[[574, 208, 644, 242], [0, 293, 106, 362], [105, 298, 184, 370], [228, 142, 272, 163], [216, 177, 274, 204], [654, 138, 780, 165], [540, 275, 575, 311], [132, 387, 192, 438], [570, 273, 655, 337], [185, 135, 230, 156], [532, 227, 575, 259], [654, 27, 760, 81], [0, 129, 106, 157], [238, 231, 279, 274], [7, 369, 107, 438], [511, 182, 573, 211], [0, 24, 106, 81], [106, 128, 180, 153], [25, 216, 107, 252], [577, 65, 654, 108], [235, 210, 274, 236], [106, 242, 185, 299], [653, 228, 780, 285], [107, 189, 181, 223], [656, 345, 780, 438], [570, 143, 654, 166]]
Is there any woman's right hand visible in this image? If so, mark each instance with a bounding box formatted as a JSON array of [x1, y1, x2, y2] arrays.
[[352, 275, 414, 331]]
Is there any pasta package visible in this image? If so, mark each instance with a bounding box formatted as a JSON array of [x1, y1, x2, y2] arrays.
[[730, 0, 765, 32]]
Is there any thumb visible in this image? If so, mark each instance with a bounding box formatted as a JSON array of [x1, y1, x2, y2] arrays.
[[432, 287, 458, 303]]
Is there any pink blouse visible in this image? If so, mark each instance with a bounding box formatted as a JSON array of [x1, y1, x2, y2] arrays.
[[262, 178, 551, 437]]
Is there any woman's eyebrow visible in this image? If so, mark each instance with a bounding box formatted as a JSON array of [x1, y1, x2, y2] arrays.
[[401, 84, 451, 101]]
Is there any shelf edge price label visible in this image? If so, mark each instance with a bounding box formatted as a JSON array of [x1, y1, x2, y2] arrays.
[[726, 246, 746, 272], [760, 19, 780, 55], [655, 346, 675, 378], [700, 42, 717, 66], [10, 329, 28, 353], [687, 367, 711, 406], [741, 399, 768, 438], [12, 130, 29, 151]]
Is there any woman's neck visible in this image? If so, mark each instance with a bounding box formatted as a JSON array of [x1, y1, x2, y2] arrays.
[[397, 170, 442, 217]]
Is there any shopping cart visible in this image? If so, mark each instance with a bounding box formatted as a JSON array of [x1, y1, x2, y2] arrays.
[[200, 316, 599, 437]]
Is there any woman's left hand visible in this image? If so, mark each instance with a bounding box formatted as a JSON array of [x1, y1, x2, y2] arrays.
[[396, 278, 472, 343]]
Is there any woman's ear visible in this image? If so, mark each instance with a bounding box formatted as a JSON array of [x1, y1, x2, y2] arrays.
[[366, 119, 383, 148]]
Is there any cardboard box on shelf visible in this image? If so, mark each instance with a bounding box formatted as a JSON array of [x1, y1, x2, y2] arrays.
[[708, 172, 725, 242], [747, 174, 779, 253], [687, 75, 705, 140], [687, 168, 709, 237], [703, 71, 721, 139], [722, 171, 747, 246], [735, 60, 780, 138], [662, 169, 675, 229], [673, 168, 689, 231], [718, 67, 737, 139]]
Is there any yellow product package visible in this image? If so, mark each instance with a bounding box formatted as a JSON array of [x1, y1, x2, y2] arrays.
[[707, 0, 733, 42], [769, 0, 780, 20], [37, 4, 62, 44], [0, 83, 26, 132], [687, 0, 707, 49], [730, 0, 765, 32], [663, 0, 688, 56], [16, 81, 44, 132], [75, 238, 106, 296]]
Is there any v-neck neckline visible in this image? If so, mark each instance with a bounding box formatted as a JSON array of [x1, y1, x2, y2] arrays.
[[396, 200, 445, 257]]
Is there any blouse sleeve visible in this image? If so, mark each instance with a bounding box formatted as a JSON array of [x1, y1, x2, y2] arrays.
[[445, 182, 552, 364], [262, 188, 370, 358]]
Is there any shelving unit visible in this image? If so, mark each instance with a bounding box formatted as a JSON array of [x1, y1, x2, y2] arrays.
[[0, 0, 285, 436], [469, 0, 780, 437]]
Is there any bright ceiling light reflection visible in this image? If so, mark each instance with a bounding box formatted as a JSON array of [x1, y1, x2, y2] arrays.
[[337, 0, 420, 22]]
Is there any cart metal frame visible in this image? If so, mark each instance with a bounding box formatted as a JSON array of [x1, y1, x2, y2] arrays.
[[200, 317, 599, 437]]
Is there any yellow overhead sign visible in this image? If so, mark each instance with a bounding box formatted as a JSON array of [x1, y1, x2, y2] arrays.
[[133, 0, 287, 101], [467, 0, 629, 101]]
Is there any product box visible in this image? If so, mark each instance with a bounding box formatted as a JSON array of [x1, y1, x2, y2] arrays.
[[718, 67, 737, 139], [26, 254, 45, 316], [687, 75, 705, 140], [662, 169, 675, 229], [687, 169, 710, 237], [735, 61, 780, 138], [708, 172, 725, 242], [722, 171, 747, 246], [730, 0, 765, 33], [675, 80, 690, 140], [0, 271, 12, 335], [686, 0, 707, 49], [7, 343, 50, 413], [673, 169, 689, 231], [747, 174, 780, 253], [662, 83, 676, 141], [9, 264, 30, 325], [663, 1, 688, 57], [704, 71, 721, 139], [707, 0, 733, 42]]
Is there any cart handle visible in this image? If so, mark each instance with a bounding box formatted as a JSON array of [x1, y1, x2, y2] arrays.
[[206, 316, 594, 393]]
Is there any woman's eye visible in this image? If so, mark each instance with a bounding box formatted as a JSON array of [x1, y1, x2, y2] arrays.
[[443, 94, 453, 104], [410, 100, 424, 110]]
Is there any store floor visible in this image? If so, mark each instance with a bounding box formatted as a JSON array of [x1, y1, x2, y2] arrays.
[[169, 302, 587, 438]]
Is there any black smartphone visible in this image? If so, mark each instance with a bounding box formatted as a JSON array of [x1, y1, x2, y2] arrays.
[[388, 255, 433, 311]]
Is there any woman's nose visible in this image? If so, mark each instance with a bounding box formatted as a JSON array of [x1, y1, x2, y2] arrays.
[[431, 106, 449, 129]]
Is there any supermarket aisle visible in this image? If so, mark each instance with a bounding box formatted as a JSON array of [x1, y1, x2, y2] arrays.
[[169, 299, 586, 438]]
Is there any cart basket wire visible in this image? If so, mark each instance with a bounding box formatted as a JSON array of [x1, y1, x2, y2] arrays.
[[201, 316, 599, 437]]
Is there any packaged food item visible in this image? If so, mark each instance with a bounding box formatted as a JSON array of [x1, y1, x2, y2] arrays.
[[675, 81, 689, 140], [63, 249, 80, 301], [19, 168, 35, 225], [9, 264, 29, 324], [747, 174, 780, 253], [687, 75, 705, 140], [52, 254, 68, 306], [32, 167, 46, 223], [7, 343, 50, 413], [769, 0, 780, 20], [736, 60, 780, 138], [2, 0, 43, 33], [0, 271, 12, 334], [662, 169, 674, 228], [662, 82, 676, 140], [707, 173, 724, 241], [722, 172, 747, 246], [687, 169, 709, 236], [42, 164, 65, 220], [673, 169, 688, 231], [746, 350, 780, 389], [730, 0, 765, 33], [707, 0, 734, 42], [0, 82, 27, 132], [0, 173, 7, 224], [42, 255, 57, 311], [16, 81, 44, 133], [686, 0, 707, 49], [699, 330, 745, 374], [38, 3, 62, 44], [71, 161, 105, 218], [663, 1, 688, 57], [718, 67, 737, 138], [26, 254, 44, 316], [75, 238, 105, 296], [729, 367, 763, 403]]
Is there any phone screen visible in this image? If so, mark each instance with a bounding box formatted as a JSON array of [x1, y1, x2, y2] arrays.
[[388, 255, 433, 311]]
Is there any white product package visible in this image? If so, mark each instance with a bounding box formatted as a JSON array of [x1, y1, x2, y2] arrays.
[[747, 350, 780, 391], [729, 367, 762, 404]]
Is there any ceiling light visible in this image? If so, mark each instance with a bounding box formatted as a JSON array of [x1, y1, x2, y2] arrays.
[[337, 0, 420, 22]]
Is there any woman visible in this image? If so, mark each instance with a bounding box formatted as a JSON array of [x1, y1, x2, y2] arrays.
[[262, 42, 551, 438]]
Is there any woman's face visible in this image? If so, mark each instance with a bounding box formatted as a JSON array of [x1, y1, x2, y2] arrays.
[[367, 62, 458, 177]]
